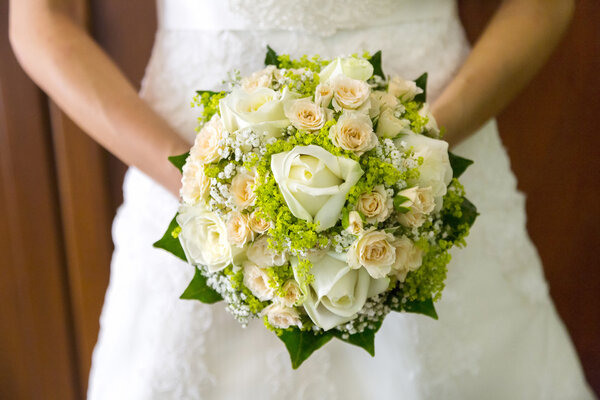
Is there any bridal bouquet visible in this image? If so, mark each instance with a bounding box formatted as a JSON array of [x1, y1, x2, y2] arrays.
[[155, 47, 477, 368]]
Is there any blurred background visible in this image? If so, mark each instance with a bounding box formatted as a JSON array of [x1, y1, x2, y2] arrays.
[[1, 0, 598, 398]]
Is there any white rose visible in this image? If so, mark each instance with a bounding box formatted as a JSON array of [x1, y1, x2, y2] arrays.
[[177, 204, 244, 272], [262, 303, 302, 329], [284, 98, 328, 132], [319, 57, 374, 83], [243, 261, 275, 301], [249, 210, 272, 234], [346, 210, 364, 235], [219, 87, 299, 137], [356, 185, 392, 224], [190, 114, 225, 164], [314, 83, 334, 108], [278, 280, 303, 307], [292, 252, 388, 331], [230, 169, 256, 210], [241, 65, 277, 92], [227, 211, 255, 247], [329, 111, 378, 155], [418, 103, 440, 136], [180, 159, 210, 205], [331, 76, 371, 112], [376, 108, 411, 139], [391, 236, 423, 282], [347, 230, 397, 279], [388, 76, 423, 102], [396, 133, 452, 204], [396, 186, 435, 228], [271, 145, 364, 231], [246, 235, 288, 267]]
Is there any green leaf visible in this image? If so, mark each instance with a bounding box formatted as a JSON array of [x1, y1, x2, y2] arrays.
[[403, 297, 438, 320], [459, 197, 478, 228], [393, 195, 410, 212], [341, 208, 350, 229], [265, 45, 279, 67], [414, 73, 428, 102], [153, 214, 187, 262], [277, 328, 334, 369], [332, 320, 382, 356], [180, 267, 223, 304], [448, 152, 474, 178], [368, 50, 385, 79], [168, 152, 189, 174], [195, 90, 221, 97]]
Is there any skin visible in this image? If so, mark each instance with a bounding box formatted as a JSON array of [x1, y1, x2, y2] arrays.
[[9, 0, 575, 195]]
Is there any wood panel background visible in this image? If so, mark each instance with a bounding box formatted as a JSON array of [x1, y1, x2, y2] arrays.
[[0, 0, 598, 398]]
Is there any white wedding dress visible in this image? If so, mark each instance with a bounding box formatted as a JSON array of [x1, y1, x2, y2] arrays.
[[87, 1, 596, 399]]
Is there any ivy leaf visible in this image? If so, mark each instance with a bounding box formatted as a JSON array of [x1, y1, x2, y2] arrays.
[[458, 197, 478, 228], [448, 152, 474, 178], [153, 214, 187, 262], [403, 297, 439, 320], [414, 73, 428, 103], [265, 45, 279, 67], [332, 320, 382, 356], [277, 328, 334, 369], [180, 267, 223, 303], [368, 50, 385, 79], [168, 152, 189, 174]]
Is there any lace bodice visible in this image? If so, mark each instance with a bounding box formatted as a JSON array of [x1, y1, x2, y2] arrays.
[[159, 0, 455, 36], [87, 1, 596, 399]]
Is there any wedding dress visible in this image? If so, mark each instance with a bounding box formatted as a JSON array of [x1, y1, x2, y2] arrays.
[[87, 0, 596, 399]]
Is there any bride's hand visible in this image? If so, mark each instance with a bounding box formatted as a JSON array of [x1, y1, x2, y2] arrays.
[[432, 0, 574, 147], [9, 0, 189, 197]]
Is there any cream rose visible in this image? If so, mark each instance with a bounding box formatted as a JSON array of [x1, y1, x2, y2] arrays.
[[329, 111, 378, 155], [319, 57, 374, 83], [347, 230, 397, 279], [190, 115, 225, 164], [331, 76, 371, 112], [278, 280, 303, 307], [396, 133, 452, 205], [314, 83, 334, 108], [376, 108, 411, 138], [262, 303, 302, 329], [346, 210, 364, 235], [180, 160, 210, 205], [396, 186, 435, 228], [418, 103, 440, 136], [219, 87, 299, 137], [388, 76, 423, 102], [230, 169, 256, 210], [243, 261, 275, 301], [271, 145, 363, 231], [356, 185, 392, 224], [240, 65, 276, 92], [227, 211, 254, 247], [391, 236, 423, 282], [246, 235, 288, 267], [284, 98, 327, 132], [369, 91, 400, 119], [177, 204, 243, 272], [292, 252, 388, 331], [249, 210, 272, 234]]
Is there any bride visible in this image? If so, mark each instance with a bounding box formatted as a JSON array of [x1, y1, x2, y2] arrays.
[[10, 0, 596, 399]]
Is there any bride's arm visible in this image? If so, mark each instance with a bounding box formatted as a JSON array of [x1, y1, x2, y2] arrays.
[[433, 0, 574, 146], [9, 0, 189, 195]]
